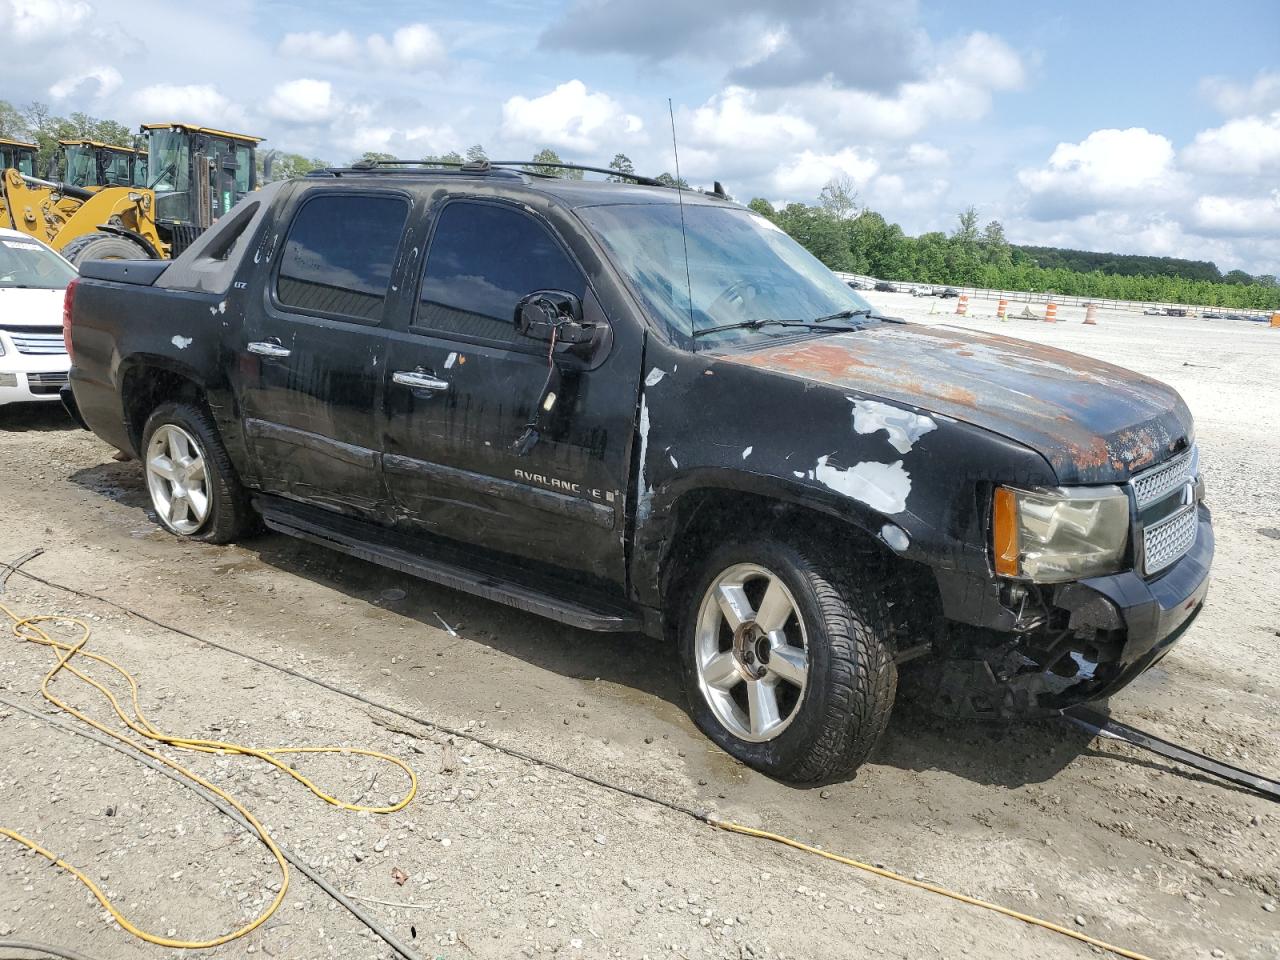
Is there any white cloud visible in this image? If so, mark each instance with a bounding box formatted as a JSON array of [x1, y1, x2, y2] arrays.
[[686, 86, 815, 151], [265, 79, 334, 124], [1181, 111, 1280, 175], [501, 80, 643, 152], [368, 24, 446, 70], [278, 29, 361, 62], [129, 84, 246, 129], [279, 23, 445, 71], [771, 147, 878, 197], [1199, 70, 1280, 117], [1191, 191, 1280, 236], [48, 65, 122, 100], [904, 143, 949, 168], [1017, 128, 1182, 219], [0, 0, 91, 41], [788, 31, 1026, 140]]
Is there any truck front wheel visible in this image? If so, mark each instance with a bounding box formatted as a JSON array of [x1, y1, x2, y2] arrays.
[[141, 402, 253, 543], [680, 539, 897, 783]]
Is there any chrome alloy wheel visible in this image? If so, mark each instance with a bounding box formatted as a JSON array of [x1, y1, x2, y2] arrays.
[[145, 424, 211, 535], [694, 563, 810, 742]]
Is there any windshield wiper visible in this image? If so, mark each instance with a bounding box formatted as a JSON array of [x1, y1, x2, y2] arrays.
[[693, 318, 867, 338], [811, 308, 874, 323]]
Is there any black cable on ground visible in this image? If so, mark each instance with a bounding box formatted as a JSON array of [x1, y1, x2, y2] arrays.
[[0, 694, 423, 960]]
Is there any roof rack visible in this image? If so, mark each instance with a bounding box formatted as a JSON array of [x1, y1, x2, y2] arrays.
[[317, 157, 667, 187]]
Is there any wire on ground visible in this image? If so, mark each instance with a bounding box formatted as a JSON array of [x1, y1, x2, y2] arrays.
[[2, 556, 1160, 959]]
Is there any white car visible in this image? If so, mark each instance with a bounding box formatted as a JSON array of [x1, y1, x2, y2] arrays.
[[0, 228, 77, 406]]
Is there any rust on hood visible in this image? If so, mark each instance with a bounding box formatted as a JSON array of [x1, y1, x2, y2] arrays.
[[719, 323, 1192, 484]]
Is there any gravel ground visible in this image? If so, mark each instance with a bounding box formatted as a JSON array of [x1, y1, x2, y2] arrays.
[[0, 298, 1276, 960]]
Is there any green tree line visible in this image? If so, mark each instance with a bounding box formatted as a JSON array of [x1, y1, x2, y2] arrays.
[[748, 184, 1279, 310], [1, 99, 133, 175]]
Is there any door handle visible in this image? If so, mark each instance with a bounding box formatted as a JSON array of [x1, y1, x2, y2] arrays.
[[393, 370, 450, 392], [247, 339, 291, 358]]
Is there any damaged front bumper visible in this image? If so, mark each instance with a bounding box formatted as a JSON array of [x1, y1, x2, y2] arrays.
[[921, 505, 1213, 719]]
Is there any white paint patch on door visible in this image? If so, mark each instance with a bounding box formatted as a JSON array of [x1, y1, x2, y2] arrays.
[[171, 335, 192, 349]]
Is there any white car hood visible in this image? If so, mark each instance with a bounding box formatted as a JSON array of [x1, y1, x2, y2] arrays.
[[0, 286, 66, 327]]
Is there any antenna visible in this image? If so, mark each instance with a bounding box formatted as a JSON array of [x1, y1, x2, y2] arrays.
[[668, 98, 695, 339]]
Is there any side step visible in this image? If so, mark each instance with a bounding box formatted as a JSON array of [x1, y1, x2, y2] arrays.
[[255, 497, 643, 633]]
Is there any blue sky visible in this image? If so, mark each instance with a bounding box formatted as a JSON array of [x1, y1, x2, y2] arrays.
[[4, 0, 1278, 272]]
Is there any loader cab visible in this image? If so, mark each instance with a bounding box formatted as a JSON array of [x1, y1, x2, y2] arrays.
[[140, 123, 262, 256], [0, 138, 37, 177], [57, 140, 140, 189]]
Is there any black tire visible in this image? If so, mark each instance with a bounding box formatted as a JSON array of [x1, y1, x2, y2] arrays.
[[60, 232, 150, 265], [679, 538, 897, 784], [140, 401, 254, 544]]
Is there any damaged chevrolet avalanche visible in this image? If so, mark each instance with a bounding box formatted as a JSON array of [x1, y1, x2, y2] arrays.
[[62, 161, 1213, 783]]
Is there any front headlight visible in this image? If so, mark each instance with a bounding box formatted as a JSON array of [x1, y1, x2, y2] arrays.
[[993, 485, 1130, 582]]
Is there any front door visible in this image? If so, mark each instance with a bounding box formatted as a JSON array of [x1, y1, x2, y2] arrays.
[[237, 188, 413, 517], [381, 197, 640, 584]]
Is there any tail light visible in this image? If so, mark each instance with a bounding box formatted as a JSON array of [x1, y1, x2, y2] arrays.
[[62, 278, 78, 360]]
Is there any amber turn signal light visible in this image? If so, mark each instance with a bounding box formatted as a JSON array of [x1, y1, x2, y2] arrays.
[[993, 486, 1020, 577]]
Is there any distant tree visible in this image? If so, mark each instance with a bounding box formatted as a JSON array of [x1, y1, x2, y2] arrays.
[[465, 144, 487, 162], [1223, 269, 1253, 285], [260, 152, 327, 180], [607, 152, 635, 181], [953, 206, 980, 245], [422, 150, 464, 167], [357, 151, 399, 165], [0, 100, 27, 139], [526, 148, 583, 179], [747, 198, 776, 217], [654, 171, 690, 189], [979, 219, 1013, 268], [818, 174, 860, 220]]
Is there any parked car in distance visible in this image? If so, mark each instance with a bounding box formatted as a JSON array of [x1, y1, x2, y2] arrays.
[[1143, 307, 1162, 315], [911, 285, 934, 297], [938, 286, 959, 298], [845, 278, 874, 291], [0, 229, 76, 407], [64, 163, 1214, 783], [873, 280, 894, 292]]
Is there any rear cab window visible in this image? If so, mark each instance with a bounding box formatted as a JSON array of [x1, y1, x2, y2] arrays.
[[275, 193, 410, 324], [416, 199, 586, 343]]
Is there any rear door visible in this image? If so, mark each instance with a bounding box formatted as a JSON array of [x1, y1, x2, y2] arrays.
[[380, 196, 640, 583], [237, 187, 413, 517]]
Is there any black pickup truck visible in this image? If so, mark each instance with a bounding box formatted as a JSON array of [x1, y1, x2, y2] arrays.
[[61, 163, 1213, 783]]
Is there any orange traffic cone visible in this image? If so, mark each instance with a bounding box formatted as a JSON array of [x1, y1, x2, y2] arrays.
[[1271, 311, 1280, 327], [955, 294, 969, 316], [1045, 302, 1058, 323], [996, 298, 1008, 320], [1083, 304, 1097, 325]]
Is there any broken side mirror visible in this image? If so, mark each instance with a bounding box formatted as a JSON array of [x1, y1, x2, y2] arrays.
[[515, 290, 593, 346]]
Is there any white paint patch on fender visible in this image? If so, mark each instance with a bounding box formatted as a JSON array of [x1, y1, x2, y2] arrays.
[[636, 396, 653, 523], [742, 446, 753, 459], [815, 456, 911, 514], [171, 335, 192, 349], [644, 367, 665, 387], [851, 399, 936, 454], [444, 352, 457, 369], [880, 523, 910, 552]]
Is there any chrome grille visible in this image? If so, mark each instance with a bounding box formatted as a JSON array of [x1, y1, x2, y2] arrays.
[[26, 371, 68, 395], [1143, 505, 1197, 575], [1131, 446, 1196, 509], [8, 331, 66, 355]]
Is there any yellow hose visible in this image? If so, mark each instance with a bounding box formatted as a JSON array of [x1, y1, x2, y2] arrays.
[[0, 600, 416, 950], [707, 818, 1156, 960]]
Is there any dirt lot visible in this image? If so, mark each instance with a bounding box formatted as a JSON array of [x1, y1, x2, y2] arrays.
[[1, 299, 1277, 960]]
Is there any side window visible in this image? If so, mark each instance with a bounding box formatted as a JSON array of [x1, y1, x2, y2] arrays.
[[276, 194, 409, 324], [418, 201, 585, 342]]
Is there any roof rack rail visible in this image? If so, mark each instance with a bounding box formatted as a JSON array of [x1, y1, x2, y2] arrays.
[[313, 157, 669, 187]]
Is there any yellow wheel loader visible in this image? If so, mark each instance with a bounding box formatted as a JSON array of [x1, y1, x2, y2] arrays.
[[0, 123, 263, 265], [56, 139, 147, 189]]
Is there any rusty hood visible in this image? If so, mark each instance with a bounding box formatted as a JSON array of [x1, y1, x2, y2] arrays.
[[720, 323, 1193, 484]]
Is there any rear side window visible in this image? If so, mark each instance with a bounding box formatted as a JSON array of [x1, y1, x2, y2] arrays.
[[277, 194, 409, 323], [417, 200, 585, 342]]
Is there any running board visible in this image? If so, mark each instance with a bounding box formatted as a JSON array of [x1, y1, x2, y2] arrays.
[[255, 498, 642, 633]]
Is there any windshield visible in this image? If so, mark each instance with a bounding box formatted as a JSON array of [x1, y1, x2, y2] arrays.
[[576, 202, 874, 346], [0, 237, 77, 289], [64, 146, 96, 186]]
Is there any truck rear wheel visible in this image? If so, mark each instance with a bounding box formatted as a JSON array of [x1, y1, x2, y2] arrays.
[[141, 402, 253, 544], [61, 232, 150, 265], [680, 539, 897, 784]]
